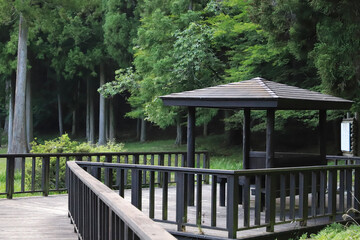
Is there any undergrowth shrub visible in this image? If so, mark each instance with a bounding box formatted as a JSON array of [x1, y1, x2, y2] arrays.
[[25, 134, 124, 190], [299, 223, 360, 240]]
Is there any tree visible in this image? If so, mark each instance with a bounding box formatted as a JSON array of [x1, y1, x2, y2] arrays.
[[0, 0, 76, 153]]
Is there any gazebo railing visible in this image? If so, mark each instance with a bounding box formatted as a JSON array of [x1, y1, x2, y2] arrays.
[[0, 151, 209, 199], [75, 161, 360, 239], [67, 161, 176, 240]]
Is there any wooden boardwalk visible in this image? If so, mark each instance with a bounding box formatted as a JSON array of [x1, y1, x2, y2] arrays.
[[0, 186, 332, 240], [0, 195, 77, 240]]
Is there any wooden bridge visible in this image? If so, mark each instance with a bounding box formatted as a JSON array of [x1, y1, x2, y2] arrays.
[[1, 152, 360, 239]]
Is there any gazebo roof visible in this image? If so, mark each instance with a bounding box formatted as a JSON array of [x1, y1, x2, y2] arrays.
[[160, 77, 353, 110]]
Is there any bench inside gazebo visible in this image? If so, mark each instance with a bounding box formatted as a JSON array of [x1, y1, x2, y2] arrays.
[[161, 77, 353, 208]]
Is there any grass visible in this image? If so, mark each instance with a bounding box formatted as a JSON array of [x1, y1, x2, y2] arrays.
[[298, 223, 360, 240]]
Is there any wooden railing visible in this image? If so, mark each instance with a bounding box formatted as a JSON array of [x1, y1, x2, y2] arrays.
[[0, 151, 209, 199], [75, 160, 360, 239], [67, 161, 176, 240]]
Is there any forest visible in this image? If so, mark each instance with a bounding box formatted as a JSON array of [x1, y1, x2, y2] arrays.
[[0, 0, 359, 153]]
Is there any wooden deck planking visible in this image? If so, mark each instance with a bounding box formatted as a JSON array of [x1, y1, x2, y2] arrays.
[[0, 195, 77, 240], [0, 184, 334, 240]]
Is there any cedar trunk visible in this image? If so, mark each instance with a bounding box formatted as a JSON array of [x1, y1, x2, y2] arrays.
[[98, 63, 107, 145], [10, 14, 28, 156]]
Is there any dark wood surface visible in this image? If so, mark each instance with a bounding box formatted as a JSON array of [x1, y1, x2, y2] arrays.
[[161, 78, 353, 110]]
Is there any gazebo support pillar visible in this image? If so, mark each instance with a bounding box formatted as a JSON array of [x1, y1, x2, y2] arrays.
[[187, 107, 195, 206], [266, 109, 275, 168], [319, 110, 327, 164], [243, 109, 251, 169], [265, 109, 275, 232]]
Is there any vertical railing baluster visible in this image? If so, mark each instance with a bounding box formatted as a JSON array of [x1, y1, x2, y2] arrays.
[[311, 171, 318, 217], [328, 169, 337, 221], [131, 167, 142, 210], [346, 168, 353, 209], [42, 156, 50, 196], [158, 154, 164, 187], [227, 174, 239, 238], [204, 153, 210, 184], [31, 157, 36, 192], [243, 176, 250, 228], [289, 173, 296, 220], [143, 155, 147, 184], [211, 175, 217, 227], [168, 154, 172, 182], [6, 156, 15, 199], [105, 155, 113, 188], [124, 155, 129, 186], [116, 155, 121, 187], [339, 169, 345, 213], [299, 172, 309, 226], [254, 175, 262, 226], [265, 173, 276, 232], [162, 171, 168, 220], [279, 174, 286, 221], [21, 157, 25, 192], [354, 168, 360, 212], [176, 172, 187, 232], [56, 156, 60, 190], [119, 169, 125, 197], [149, 170, 155, 219], [196, 173, 202, 227], [319, 170, 326, 215]]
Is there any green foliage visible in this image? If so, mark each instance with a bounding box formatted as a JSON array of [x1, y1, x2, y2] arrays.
[[299, 223, 360, 240], [26, 134, 124, 190]]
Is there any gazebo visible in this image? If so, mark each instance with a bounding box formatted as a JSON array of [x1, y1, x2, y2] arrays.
[[160, 77, 353, 205]]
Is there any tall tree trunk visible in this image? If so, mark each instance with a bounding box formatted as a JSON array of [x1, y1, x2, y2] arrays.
[[89, 82, 95, 144], [203, 123, 208, 137], [109, 99, 115, 141], [57, 93, 63, 136], [71, 80, 80, 136], [7, 78, 14, 152], [224, 110, 231, 145], [4, 80, 10, 135], [175, 120, 182, 145], [136, 118, 141, 140], [86, 79, 90, 140], [71, 110, 76, 136], [98, 63, 106, 145], [10, 14, 28, 156], [140, 118, 146, 142], [105, 99, 109, 141], [26, 69, 33, 151]]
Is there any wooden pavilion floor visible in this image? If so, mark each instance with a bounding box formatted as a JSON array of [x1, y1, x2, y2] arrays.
[[0, 185, 333, 240], [0, 195, 77, 240]]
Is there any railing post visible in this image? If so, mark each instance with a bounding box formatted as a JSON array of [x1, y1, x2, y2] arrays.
[[328, 169, 337, 221], [265, 173, 276, 232], [299, 172, 309, 226], [105, 155, 113, 188], [204, 153, 210, 184], [354, 168, 360, 213], [6, 156, 15, 199], [158, 154, 164, 187], [42, 156, 50, 196], [131, 167, 142, 210], [176, 172, 187, 231], [227, 174, 239, 239]]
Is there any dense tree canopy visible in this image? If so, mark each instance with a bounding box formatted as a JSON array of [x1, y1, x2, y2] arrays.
[[0, 0, 359, 149]]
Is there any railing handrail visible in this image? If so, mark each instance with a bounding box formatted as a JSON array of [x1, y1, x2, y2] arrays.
[[327, 155, 360, 161], [67, 161, 176, 240], [76, 160, 360, 176], [0, 150, 208, 158]]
